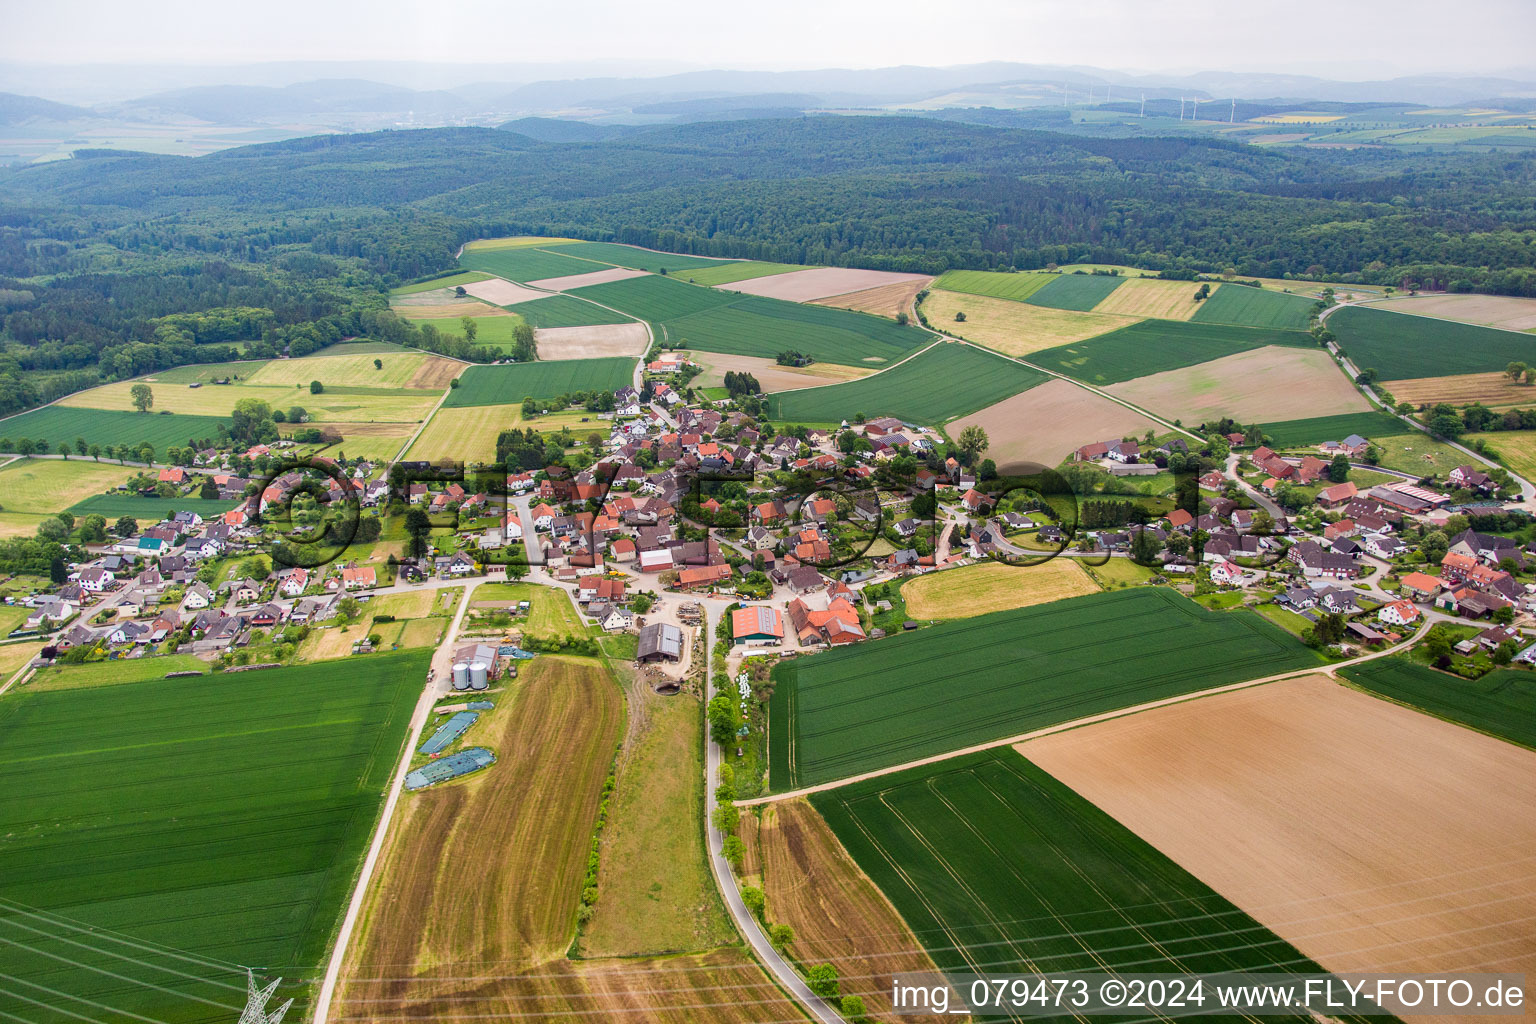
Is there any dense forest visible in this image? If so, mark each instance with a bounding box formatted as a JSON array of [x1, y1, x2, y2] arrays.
[[0, 115, 1533, 412]]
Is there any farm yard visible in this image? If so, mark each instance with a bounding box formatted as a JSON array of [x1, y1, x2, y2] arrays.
[[754, 799, 953, 1023], [0, 405, 231, 453], [902, 559, 1098, 618], [812, 750, 1364, 1017], [1364, 292, 1536, 332], [442, 358, 636, 408], [922, 289, 1140, 356], [719, 266, 928, 302], [946, 377, 1161, 470], [931, 268, 1054, 303], [1026, 676, 1536, 994], [1343, 659, 1536, 750], [1330, 304, 1536, 379], [1105, 345, 1371, 423], [1029, 319, 1314, 385], [1192, 282, 1318, 329], [768, 586, 1316, 790], [766, 342, 1044, 426], [1258, 410, 1405, 447], [1090, 276, 1214, 320], [811, 276, 931, 319], [1024, 272, 1126, 310], [0, 652, 429, 1023]]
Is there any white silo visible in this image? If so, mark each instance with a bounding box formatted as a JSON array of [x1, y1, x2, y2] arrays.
[[451, 662, 470, 689], [469, 662, 489, 689]]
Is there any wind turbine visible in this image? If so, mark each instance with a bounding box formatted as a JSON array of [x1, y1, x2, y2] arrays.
[[1179, 97, 1186, 121], [1140, 93, 1146, 117], [1230, 97, 1236, 123]]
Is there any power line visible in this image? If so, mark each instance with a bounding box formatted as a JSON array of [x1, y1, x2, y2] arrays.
[[0, 914, 247, 993]]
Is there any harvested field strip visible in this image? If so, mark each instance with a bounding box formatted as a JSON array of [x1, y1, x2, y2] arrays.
[[1105, 345, 1370, 423], [947, 378, 1163, 472], [1028, 319, 1314, 385], [811, 750, 1367, 1019], [1025, 676, 1536, 1001], [1364, 293, 1536, 332], [443, 358, 635, 408], [1259, 411, 1405, 447], [686, 350, 876, 393], [0, 406, 230, 453], [1192, 283, 1317, 329], [932, 268, 1053, 302], [460, 246, 610, 282], [810, 277, 930, 320], [686, 260, 808, 286], [766, 342, 1044, 426], [1025, 272, 1126, 310], [551, 241, 736, 274], [533, 323, 649, 360], [902, 559, 1098, 619], [390, 297, 506, 319], [1090, 276, 1214, 320], [768, 586, 1315, 790], [1388, 371, 1536, 408], [1330, 305, 1536, 380], [0, 458, 135, 513], [757, 799, 952, 1023], [462, 277, 555, 305], [722, 266, 928, 302], [525, 266, 648, 291], [1342, 659, 1536, 750], [0, 651, 428, 1023], [923, 289, 1139, 356], [507, 293, 633, 328], [389, 271, 494, 295], [338, 656, 632, 1000], [245, 347, 452, 390]]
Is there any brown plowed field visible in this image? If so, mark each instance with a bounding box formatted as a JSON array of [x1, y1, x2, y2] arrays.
[[526, 267, 648, 291], [810, 277, 932, 319], [462, 277, 556, 306], [758, 800, 956, 1023], [1025, 674, 1536, 1019], [947, 378, 1161, 472], [1106, 345, 1369, 422], [1367, 294, 1536, 332], [534, 323, 649, 360], [686, 350, 876, 392], [1390, 371, 1536, 408], [407, 356, 464, 390], [724, 267, 929, 302]]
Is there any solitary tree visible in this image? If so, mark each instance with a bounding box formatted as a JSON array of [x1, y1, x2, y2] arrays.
[[957, 424, 990, 462], [460, 316, 478, 343], [114, 516, 138, 537], [130, 383, 154, 413], [373, 358, 383, 370], [1507, 361, 1528, 384], [309, 380, 324, 395], [1328, 454, 1351, 483], [953, 310, 967, 322]]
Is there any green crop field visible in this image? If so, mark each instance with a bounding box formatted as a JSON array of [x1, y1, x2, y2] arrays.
[[0, 407, 230, 453], [421, 313, 529, 347], [575, 274, 931, 366], [0, 650, 429, 1023], [766, 343, 1044, 425], [459, 245, 610, 282], [509, 294, 637, 329], [1028, 319, 1315, 385], [67, 493, 239, 520], [389, 271, 493, 296], [1330, 306, 1536, 380], [813, 749, 1376, 1020], [550, 241, 738, 275], [684, 260, 808, 286], [932, 269, 1054, 303], [443, 358, 635, 408], [1259, 410, 1405, 447], [1342, 659, 1536, 750], [1025, 273, 1126, 310], [1192, 284, 1318, 329], [770, 586, 1314, 789]]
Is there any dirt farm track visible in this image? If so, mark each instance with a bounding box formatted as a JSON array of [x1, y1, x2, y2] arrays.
[[1024, 675, 1536, 1023]]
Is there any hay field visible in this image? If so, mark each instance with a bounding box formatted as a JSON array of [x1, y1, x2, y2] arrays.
[[1366, 293, 1536, 332], [1090, 277, 1214, 320], [1106, 345, 1369, 422], [924, 289, 1139, 356], [723, 266, 929, 302], [534, 323, 648, 360], [246, 347, 458, 390], [462, 277, 555, 305], [0, 512, 51, 538], [407, 406, 513, 463], [932, 268, 1054, 302], [810, 276, 931, 319], [1469, 430, 1536, 487], [526, 266, 648, 291], [904, 559, 1098, 618], [947, 378, 1161, 472], [686, 350, 876, 392], [1026, 675, 1536, 1002], [0, 458, 135, 513], [757, 800, 955, 1023], [1389, 371, 1536, 407], [391, 296, 508, 319], [463, 235, 583, 251]]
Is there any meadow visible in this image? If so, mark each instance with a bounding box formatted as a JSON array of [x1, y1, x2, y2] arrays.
[[1342, 659, 1536, 750], [901, 559, 1098, 618], [1469, 429, 1536, 485], [811, 750, 1362, 1015], [1260, 410, 1406, 447], [1330, 305, 1536, 380], [769, 586, 1314, 789], [507, 294, 636, 328], [459, 245, 610, 282], [0, 407, 231, 453], [1364, 432, 1469, 475], [442, 358, 636, 408], [922, 289, 1138, 356], [1090, 276, 1211, 320], [1192, 283, 1317, 329], [0, 651, 429, 1022], [1028, 319, 1314, 385], [766, 342, 1044, 426], [389, 270, 494, 295], [0, 458, 135, 513], [932, 268, 1053, 302], [1025, 272, 1126, 310]]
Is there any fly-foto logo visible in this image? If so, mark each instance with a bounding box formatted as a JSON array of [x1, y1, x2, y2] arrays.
[[238, 970, 293, 1024]]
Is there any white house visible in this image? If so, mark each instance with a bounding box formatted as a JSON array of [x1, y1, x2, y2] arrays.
[[1378, 600, 1421, 627], [78, 567, 115, 593]]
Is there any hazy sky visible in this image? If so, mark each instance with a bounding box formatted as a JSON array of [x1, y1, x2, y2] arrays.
[[4, 0, 1533, 79]]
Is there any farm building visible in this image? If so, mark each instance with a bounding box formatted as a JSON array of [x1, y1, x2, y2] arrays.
[[637, 622, 684, 663], [732, 606, 785, 646]]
